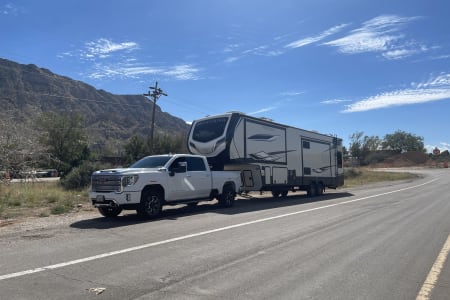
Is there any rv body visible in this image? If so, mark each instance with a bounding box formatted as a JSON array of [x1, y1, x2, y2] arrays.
[[188, 112, 344, 197]]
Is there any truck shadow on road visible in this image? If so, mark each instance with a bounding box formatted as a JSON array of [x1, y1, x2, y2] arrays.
[[71, 191, 353, 230]]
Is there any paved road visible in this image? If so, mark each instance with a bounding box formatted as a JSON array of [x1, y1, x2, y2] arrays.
[[1, 169, 449, 299]]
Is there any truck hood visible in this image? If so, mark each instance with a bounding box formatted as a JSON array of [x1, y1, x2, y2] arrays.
[[93, 168, 162, 175]]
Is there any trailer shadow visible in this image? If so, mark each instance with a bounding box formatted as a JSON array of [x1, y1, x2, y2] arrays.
[[70, 191, 354, 230]]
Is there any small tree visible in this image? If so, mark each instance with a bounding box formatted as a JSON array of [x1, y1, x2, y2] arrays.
[[382, 130, 425, 153], [37, 112, 90, 176], [124, 135, 149, 164]]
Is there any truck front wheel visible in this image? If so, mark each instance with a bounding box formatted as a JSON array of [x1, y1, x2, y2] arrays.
[[98, 206, 122, 218], [137, 189, 163, 218], [219, 186, 235, 208]]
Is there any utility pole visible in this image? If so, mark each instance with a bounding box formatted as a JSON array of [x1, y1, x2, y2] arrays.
[[143, 81, 167, 154]]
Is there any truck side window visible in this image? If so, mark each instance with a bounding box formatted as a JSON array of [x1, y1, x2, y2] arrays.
[[186, 157, 206, 171], [170, 157, 186, 172]]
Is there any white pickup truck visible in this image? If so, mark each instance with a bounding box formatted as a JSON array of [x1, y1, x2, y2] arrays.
[[89, 154, 241, 218]]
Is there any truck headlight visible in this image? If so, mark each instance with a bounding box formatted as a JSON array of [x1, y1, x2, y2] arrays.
[[122, 175, 139, 187]]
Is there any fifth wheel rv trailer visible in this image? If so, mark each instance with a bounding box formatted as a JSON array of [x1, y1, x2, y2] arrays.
[[187, 112, 344, 197]]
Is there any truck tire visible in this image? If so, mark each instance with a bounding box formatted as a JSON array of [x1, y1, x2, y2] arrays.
[[219, 185, 235, 207], [98, 207, 122, 218], [137, 189, 163, 218]]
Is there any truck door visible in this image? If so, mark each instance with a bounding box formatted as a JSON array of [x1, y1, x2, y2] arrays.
[[185, 157, 211, 198]]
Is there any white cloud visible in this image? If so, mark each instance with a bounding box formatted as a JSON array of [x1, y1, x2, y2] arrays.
[[162, 64, 200, 80], [89, 63, 199, 81], [322, 99, 351, 104], [343, 73, 450, 112], [281, 91, 304, 97], [248, 106, 277, 115], [324, 15, 425, 59], [286, 24, 349, 49], [83, 38, 139, 59]]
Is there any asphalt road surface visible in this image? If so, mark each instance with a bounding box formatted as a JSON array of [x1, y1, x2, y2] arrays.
[[1, 169, 449, 299]]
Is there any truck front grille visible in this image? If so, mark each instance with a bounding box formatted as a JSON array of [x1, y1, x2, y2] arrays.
[[91, 175, 122, 192]]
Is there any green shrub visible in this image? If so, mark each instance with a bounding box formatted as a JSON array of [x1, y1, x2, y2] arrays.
[[61, 161, 111, 190]]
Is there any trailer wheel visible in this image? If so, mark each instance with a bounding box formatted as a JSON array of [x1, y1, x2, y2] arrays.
[[281, 190, 289, 197], [271, 190, 281, 198], [307, 183, 317, 197], [137, 189, 163, 218], [219, 185, 235, 207], [317, 183, 324, 196], [98, 207, 122, 218]]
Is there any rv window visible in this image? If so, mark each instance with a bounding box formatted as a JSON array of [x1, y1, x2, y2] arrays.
[[304, 167, 311, 175], [192, 117, 228, 142], [303, 141, 310, 149]]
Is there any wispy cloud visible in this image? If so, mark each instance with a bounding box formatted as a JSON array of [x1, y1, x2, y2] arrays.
[[343, 73, 450, 112], [280, 91, 304, 97], [83, 38, 139, 59], [1, 3, 21, 15], [322, 99, 352, 104], [324, 15, 426, 60], [286, 24, 349, 49], [61, 38, 200, 81], [224, 40, 285, 64], [89, 63, 200, 81], [248, 106, 278, 115]]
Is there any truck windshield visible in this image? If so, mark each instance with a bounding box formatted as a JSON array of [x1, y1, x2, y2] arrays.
[[129, 156, 172, 168], [192, 117, 228, 143]]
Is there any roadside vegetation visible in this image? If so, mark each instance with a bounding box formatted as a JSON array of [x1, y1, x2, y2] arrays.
[[343, 168, 419, 188], [0, 182, 90, 220]]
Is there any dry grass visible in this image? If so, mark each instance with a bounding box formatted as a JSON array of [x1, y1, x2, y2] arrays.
[[0, 181, 91, 220], [343, 168, 419, 188]]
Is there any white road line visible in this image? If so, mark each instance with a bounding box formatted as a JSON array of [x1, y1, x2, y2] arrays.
[[0, 179, 438, 281], [416, 234, 450, 300]]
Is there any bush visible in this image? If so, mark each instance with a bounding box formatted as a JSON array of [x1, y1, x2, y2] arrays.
[[61, 161, 111, 190], [344, 168, 362, 179]]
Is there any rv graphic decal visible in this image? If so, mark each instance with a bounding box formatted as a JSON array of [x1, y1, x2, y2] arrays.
[[248, 134, 279, 142], [312, 166, 331, 174]]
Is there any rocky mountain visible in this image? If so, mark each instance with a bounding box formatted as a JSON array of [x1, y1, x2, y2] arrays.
[[0, 58, 189, 152]]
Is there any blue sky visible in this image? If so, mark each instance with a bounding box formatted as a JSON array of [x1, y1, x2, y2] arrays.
[[1, 0, 450, 152]]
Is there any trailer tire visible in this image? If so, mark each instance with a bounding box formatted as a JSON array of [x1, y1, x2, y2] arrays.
[[137, 189, 163, 218], [271, 190, 281, 198], [281, 190, 289, 197], [98, 207, 122, 218], [307, 183, 317, 197], [219, 185, 235, 208], [317, 183, 324, 196]]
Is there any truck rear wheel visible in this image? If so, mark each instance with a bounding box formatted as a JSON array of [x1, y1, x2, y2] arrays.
[[137, 189, 163, 218], [219, 185, 235, 207], [98, 206, 122, 218]]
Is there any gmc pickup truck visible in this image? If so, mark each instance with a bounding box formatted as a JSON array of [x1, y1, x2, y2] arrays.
[[89, 154, 241, 218]]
